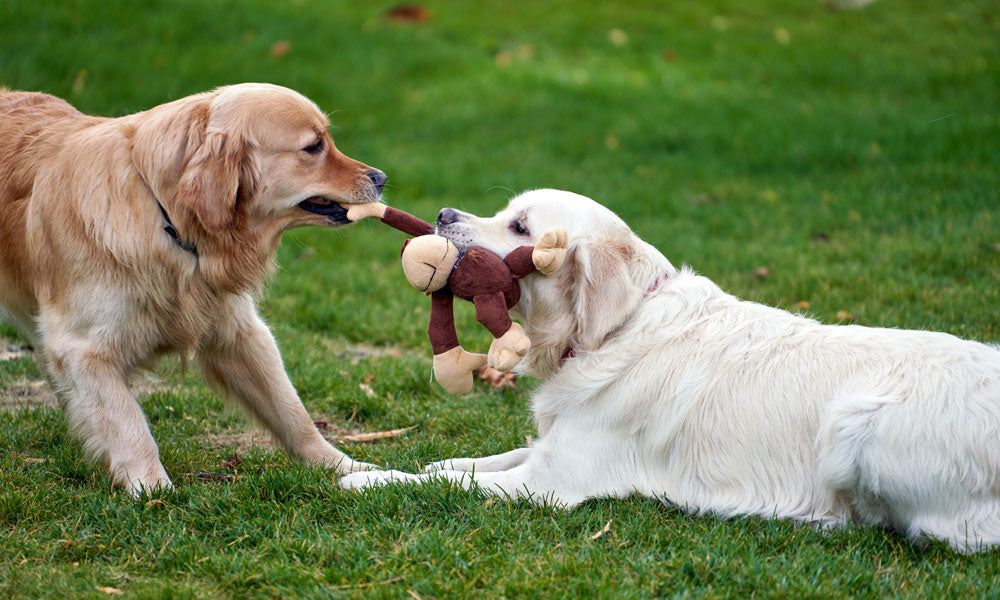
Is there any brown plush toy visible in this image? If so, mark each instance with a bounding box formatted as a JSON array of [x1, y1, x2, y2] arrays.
[[344, 202, 567, 394]]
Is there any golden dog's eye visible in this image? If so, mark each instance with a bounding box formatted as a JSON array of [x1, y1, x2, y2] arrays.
[[302, 140, 323, 154]]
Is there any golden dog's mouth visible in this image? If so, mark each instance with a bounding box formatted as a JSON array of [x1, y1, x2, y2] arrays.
[[298, 197, 349, 223]]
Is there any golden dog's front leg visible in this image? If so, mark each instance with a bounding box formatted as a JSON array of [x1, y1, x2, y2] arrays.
[[38, 308, 172, 495], [197, 295, 374, 474]]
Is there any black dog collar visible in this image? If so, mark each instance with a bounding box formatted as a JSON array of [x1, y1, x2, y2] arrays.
[[156, 201, 197, 255]]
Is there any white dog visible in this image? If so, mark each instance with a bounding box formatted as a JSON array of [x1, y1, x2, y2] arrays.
[[341, 189, 1000, 552]]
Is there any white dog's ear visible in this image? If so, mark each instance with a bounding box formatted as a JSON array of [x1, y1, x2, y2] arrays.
[[176, 112, 259, 234], [567, 233, 643, 351]]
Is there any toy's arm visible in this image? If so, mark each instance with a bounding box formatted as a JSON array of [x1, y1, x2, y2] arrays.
[[344, 202, 434, 237], [505, 227, 569, 278], [473, 291, 514, 339], [475, 292, 531, 371], [504, 246, 537, 279], [381, 206, 435, 237], [428, 290, 460, 355]]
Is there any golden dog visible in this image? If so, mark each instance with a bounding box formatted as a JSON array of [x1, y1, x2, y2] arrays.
[[0, 83, 383, 494]]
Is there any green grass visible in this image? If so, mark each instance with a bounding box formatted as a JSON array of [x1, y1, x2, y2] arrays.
[[2, 0, 999, 596]]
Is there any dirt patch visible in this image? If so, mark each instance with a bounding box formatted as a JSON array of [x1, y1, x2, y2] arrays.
[[0, 376, 164, 413], [316, 339, 410, 364], [0, 379, 58, 411]]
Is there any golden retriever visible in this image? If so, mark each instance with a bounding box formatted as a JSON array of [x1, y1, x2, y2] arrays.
[[0, 83, 383, 494], [342, 188, 1000, 552]]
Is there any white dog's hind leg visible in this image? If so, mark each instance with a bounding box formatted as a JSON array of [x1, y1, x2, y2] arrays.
[[423, 447, 533, 473]]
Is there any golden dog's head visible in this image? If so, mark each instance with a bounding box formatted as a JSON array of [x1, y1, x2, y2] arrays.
[[130, 82, 383, 237], [435, 189, 674, 378], [127, 83, 384, 291]]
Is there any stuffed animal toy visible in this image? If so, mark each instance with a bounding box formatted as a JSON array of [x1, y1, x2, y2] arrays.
[[343, 202, 567, 394]]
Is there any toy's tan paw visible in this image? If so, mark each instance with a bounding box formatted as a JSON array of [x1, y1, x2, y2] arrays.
[[344, 202, 387, 222], [488, 323, 530, 371], [533, 227, 568, 275], [433, 347, 487, 394]]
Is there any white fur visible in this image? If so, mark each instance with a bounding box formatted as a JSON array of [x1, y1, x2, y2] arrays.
[[341, 189, 1000, 552]]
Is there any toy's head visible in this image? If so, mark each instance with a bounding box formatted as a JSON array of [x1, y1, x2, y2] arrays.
[[401, 234, 460, 292]]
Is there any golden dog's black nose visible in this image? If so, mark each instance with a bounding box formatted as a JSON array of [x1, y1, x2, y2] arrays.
[[437, 208, 460, 225], [367, 170, 387, 193]]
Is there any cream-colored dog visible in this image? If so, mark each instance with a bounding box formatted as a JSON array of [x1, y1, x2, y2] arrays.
[[342, 188, 1000, 552], [0, 83, 383, 494]]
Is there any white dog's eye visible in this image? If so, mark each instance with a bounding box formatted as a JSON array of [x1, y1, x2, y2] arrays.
[[510, 220, 529, 236]]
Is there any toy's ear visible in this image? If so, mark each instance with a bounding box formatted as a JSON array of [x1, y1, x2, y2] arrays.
[[401, 235, 459, 292]]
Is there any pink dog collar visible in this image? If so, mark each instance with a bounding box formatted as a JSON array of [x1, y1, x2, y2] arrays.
[[560, 271, 669, 364]]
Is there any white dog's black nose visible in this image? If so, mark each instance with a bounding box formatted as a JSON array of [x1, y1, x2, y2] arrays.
[[366, 170, 387, 193], [437, 208, 460, 225]]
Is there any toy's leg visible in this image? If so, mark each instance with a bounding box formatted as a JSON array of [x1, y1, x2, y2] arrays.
[[473, 292, 529, 370]]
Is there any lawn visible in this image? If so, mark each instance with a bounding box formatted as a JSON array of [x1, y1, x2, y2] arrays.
[[2, 0, 999, 597]]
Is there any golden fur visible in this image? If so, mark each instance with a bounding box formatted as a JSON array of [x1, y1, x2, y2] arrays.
[[0, 83, 381, 493]]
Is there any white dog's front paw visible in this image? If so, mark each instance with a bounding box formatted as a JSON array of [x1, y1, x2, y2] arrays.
[[338, 469, 418, 490], [423, 458, 474, 473]]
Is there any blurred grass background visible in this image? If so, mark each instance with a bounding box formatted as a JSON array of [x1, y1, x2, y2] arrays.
[[1, 0, 999, 597]]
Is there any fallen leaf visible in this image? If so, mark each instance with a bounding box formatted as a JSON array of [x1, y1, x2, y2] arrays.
[[835, 310, 856, 322], [494, 51, 512, 68], [313, 420, 329, 431], [338, 426, 416, 443], [359, 383, 376, 398], [794, 300, 811, 311], [72, 69, 88, 93], [590, 519, 613, 540], [197, 472, 235, 483], [386, 4, 432, 23], [754, 266, 770, 280], [270, 41, 291, 57], [475, 366, 517, 390], [96, 587, 122, 595], [221, 453, 242, 469]]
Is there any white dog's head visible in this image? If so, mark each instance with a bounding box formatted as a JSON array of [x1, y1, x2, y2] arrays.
[[435, 189, 674, 378]]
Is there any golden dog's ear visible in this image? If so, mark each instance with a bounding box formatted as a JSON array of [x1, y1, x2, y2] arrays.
[[130, 95, 259, 235], [567, 234, 643, 351], [176, 126, 244, 235]]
